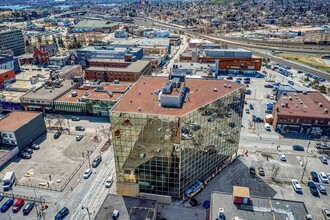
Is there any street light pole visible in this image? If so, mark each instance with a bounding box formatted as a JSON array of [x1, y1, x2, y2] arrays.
[[82, 206, 91, 220]]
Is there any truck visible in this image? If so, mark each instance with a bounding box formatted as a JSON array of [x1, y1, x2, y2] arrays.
[[2, 171, 16, 191]]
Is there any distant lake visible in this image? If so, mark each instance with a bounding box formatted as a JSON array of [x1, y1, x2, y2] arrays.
[[97, 4, 116, 7], [0, 5, 27, 10]]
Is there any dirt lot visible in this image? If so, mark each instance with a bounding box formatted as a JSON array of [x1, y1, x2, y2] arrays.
[[0, 131, 99, 190]]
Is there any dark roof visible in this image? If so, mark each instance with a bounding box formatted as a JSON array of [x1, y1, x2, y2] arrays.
[[94, 194, 157, 220]]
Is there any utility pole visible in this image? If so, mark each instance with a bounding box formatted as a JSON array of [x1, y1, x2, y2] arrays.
[[306, 139, 311, 153], [82, 206, 92, 220], [301, 161, 308, 183], [87, 150, 91, 170]]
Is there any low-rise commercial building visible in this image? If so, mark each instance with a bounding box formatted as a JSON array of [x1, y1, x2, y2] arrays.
[[54, 84, 128, 117], [0, 53, 20, 73], [273, 91, 330, 137], [72, 20, 120, 33], [0, 69, 15, 88], [85, 59, 151, 82], [20, 80, 78, 112], [110, 74, 245, 198], [0, 111, 46, 149]]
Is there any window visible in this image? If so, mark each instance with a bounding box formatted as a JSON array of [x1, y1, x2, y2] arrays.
[[9, 134, 13, 138], [11, 140, 15, 144], [2, 133, 8, 138]]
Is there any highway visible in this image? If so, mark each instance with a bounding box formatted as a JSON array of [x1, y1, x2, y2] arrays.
[[135, 18, 330, 80]]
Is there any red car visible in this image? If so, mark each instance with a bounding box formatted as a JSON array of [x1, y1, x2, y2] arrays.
[[12, 198, 24, 212]]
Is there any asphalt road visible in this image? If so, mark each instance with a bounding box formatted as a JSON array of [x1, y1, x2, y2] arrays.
[[135, 18, 330, 80]]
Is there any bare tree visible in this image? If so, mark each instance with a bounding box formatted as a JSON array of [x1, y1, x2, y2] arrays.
[[54, 115, 66, 130], [44, 115, 54, 129]]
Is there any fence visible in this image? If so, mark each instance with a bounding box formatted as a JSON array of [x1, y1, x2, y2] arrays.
[[2, 192, 46, 203], [14, 137, 103, 192]]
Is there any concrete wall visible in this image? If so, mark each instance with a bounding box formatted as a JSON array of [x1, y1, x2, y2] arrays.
[[139, 192, 172, 204], [14, 113, 46, 150]]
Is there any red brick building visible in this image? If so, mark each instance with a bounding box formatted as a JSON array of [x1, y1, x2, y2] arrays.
[[85, 59, 151, 82], [0, 69, 15, 88], [273, 91, 330, 137]]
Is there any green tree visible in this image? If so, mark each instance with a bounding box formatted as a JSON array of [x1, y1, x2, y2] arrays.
[[319, 85, 327, 94], [52, 35, 57, 45]]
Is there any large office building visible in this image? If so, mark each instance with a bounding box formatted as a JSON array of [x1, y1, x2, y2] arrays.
[[85, 59, 151, 82], [110, 74, 245, 198], [0, 28, 25, 56], [77, 46, 144, 67]]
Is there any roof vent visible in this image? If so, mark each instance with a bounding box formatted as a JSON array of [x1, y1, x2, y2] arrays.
[[228, 85, 232, 88], [295, 104, 298, 108], [319, 103, 323, 107], [281, 103, 285, 107], [130, 99, 133, 103], [139, 91, 141, 95], [324, 109, 329, 113], [289, 96, 292, 100], [224, 84, 228, 88], [138, 107, 141, 111], [213, 88, 218, 92]]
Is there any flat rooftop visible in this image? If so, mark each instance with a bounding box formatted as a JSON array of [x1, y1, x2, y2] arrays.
[[108, 38, 170, 47], [21, 80, 75, 100], [0, 69, 12, 74], [94, 194, 157, 220], [0, 91, 26, 103], [0, 111, 42, 131], [78, 46, 142, 53], [275, 92, 330, 118], [112, 76, 244, 117], [56, 88, 123, 103], [210, 191, 309, 220], [86, 60, 150, 73]]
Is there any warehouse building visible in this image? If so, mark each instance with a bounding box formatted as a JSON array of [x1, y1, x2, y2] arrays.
[[110, 74, 245, 198]]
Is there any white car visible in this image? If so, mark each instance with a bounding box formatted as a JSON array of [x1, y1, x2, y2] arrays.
[[83, 169, 92, 179], [323, 208, 330, 220], [319, 172, 329, 183], [279, 154, 286, 161], [291, 179, 302, 193], [105, 176, 113, 188]]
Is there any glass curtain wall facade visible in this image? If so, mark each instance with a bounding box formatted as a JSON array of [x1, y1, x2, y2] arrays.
[[111, 89, 245, 198]]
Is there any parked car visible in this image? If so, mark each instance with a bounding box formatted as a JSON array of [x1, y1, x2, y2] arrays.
[[1, 198, 14, 213], [245, 89, 251, 95], [245, 108, 250, 114], [92, 155, 102, 168], [288, 80, 294, 85], [24, 148, 33, 154], [258, 167, 265, 176], [291, 179, 302, 193], [319, 172, 329, 183], [265, 109, 272, 114], [310, 171, 319, 182], [54, 131, 62, 139], [249, 104, 254, 110], [19, 152, 31, 159], [249, 167, 256, 175], [307, 181, 318, 196], [23, 202, 35, 215], [323, 208, 330, 220], [264, 84, 274, 88], [30, 144, 40, 150], [76, 135, 84, 141], [226, 76, 233, 80], [105, 176, 113, 188], [317, 183, 327, 194], [12, 198, 24, 212], [320, 156, 328, 164], [55, 207, 69, 220], [75, 126, 85, 131], [71, 116, 80, 121], [83, 169, 92, 179], [292, 145, 304, 151], [279, 154, 286, 161]]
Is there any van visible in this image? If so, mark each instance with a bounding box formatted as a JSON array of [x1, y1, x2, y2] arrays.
[[2, 171, 16, 191], [264, 123, 271, 131], [112, 210, 119, 220]]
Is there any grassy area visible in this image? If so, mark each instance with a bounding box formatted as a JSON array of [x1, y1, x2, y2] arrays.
[[277, 53, 330, 73]]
